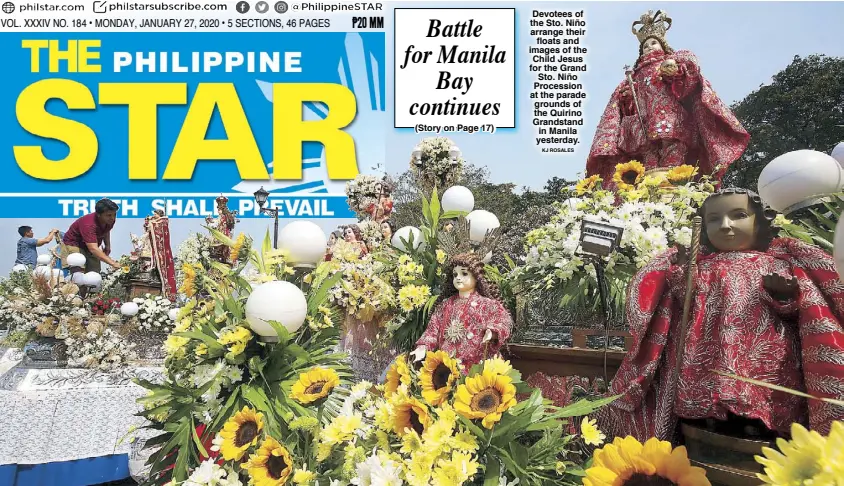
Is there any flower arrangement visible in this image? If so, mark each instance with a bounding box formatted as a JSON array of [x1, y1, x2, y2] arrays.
[[312, 353, 615, 485], [345, 174, 385, 219], [510, 164, 716, 314], [326, 248, 396, 323], [65, 327, 138, 371], [131, 294, 175, 332], [410, 137, 465, 194], [90, 297, 121, 316], [755, 421, 844, 485], [135, 227, 351, 485]]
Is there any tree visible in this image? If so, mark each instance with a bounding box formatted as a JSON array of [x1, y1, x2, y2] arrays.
[[723, 55, 844, 191]]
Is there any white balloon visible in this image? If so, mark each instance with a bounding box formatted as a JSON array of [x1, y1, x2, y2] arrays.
[[466, 210, 501, 243], [36, 254, 51, 266], [832, 142, 844, 167], [71, 272, 85, 285], [245, 281, 308, 339], [121, 302, 139, 317], [441, 185, 475, 213], [758, 149, 844, 213], [11, 264, 27, 273], [279, 220, 327, 266], [168, 308, 179, 321], [83, 271, 102, 288], [391, 226, 425, 252], [66, 253, 86, 268]]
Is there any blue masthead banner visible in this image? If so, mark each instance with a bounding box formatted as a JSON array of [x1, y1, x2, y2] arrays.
[[1, 31, 386, 218]]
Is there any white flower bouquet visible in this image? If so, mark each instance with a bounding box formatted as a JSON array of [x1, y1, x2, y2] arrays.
[[132, 294, 175, 332], [410, 136, 464, 192]]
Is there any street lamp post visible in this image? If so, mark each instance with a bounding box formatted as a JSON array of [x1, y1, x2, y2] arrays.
[[253, 186, 280, 249]]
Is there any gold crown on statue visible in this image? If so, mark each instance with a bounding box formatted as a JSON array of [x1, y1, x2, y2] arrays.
[[632, 10, 672, 45]]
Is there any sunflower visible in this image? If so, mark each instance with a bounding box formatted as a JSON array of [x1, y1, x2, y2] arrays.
[[243, 436, 294, 486], [453, 370, 517, 429], [575, 175, 603, 195], [219, 406, 265, 461], [666, 165, 698, 184], [418, 351, 459, 406], [384, 354, 411, 397], [393, 396, 431, 436], [756, 422, 827, 485], [290, 367, 340, 405], [613, 160, 645, 190], [584, 436, 710, 486]]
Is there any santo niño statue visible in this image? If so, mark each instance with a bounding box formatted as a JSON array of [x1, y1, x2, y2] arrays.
[[587, 10, 750, 187], [599, 188, 844, 442]]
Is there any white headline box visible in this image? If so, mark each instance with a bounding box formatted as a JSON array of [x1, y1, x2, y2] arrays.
[[394, 8, 516, 129]]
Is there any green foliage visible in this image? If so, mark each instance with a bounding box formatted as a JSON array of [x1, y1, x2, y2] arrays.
[[136, 229, 351, 485], [778, 194, 844, 253], [723, 55, 844, 191]]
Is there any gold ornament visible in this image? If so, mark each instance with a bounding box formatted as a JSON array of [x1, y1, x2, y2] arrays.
[[445, 318, 468, 344], [632, 10, 672, 46]]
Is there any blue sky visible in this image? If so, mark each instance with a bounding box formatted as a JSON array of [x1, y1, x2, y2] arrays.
[[5, 2, 844, 270], [386, 1, 844, 190]]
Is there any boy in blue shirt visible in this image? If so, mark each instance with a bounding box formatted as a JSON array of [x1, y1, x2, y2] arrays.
[[15, 226, 58, 268]]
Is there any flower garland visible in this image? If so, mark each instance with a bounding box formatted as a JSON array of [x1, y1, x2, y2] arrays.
[[410, 136, 464, 193]]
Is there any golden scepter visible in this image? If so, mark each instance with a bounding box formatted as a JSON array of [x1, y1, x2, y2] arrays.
[[676, 216, 702, 378], [623, 64, 648, 139]]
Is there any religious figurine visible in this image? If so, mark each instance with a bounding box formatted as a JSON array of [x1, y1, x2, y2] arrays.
[[587, 10, 749, 186], [144, 210, 178, 298], [599, 188, 844, 442], [380, 221, 395, 245], [412, 252, 513, 370], [343, 225, 368, 257], [366, 181, 394, 223], [130, 232, 154, 273], [205, 195, 238, 263], [324, 230, 342, 262]]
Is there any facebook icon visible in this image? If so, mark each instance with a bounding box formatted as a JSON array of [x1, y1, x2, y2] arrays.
[[236, 1, 250, 13]]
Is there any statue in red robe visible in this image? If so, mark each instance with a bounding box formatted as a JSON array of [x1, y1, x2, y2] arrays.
[[599, 188, 844, 442], [412, 253, 513, 370], [144, 210, 177, 298], [587, 10, 749, 186]]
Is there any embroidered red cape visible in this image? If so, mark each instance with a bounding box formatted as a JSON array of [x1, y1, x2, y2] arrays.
[[146, 216, 177, 298], [599, 238, 844, 441], [587, 50, 749, 185]]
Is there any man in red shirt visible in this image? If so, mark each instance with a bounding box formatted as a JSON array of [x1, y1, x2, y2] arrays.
[[61, 198, 122, 272]]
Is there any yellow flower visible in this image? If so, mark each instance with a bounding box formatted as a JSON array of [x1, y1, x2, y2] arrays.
[[419, 351, 459, 406], [292, 469, 316, 485], [194, 343, 208, 357], [482, 357, 513, 376], [230, 233, 247, 263], [575, 175, 602, 195], [756, 422, 827, 485], [121, 265, 131, 274], [384, 355, 411, 397], [290, 367, 340, 405], [666, 164, 698, 184], [164, 335, 189, 358], [613, 160, 645, 190], [317, 413, 363, 461], [818, 421, 844, 482], [179, 263, 198, 297], [219, 406, 265, 461], [580, 416, 606, 446], [392, 396, 431, 436], [243, 436, 294, 486], [432, 451, 480, 485], [584, 436, 710, 486], [436, 250, 447, 264], [454, 370, 517, 429], [640, 174, 666, 188]]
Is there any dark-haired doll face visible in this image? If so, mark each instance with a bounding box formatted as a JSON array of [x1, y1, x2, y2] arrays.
[[344, 227, 356, 242], [328, 233, 337, 246], [452, 265, 477, 294], [642, 37, 663, 56], [703, 193, 758, 252]]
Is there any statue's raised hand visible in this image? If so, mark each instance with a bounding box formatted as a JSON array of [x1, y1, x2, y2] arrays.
[[763, 273, 799, 301]]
